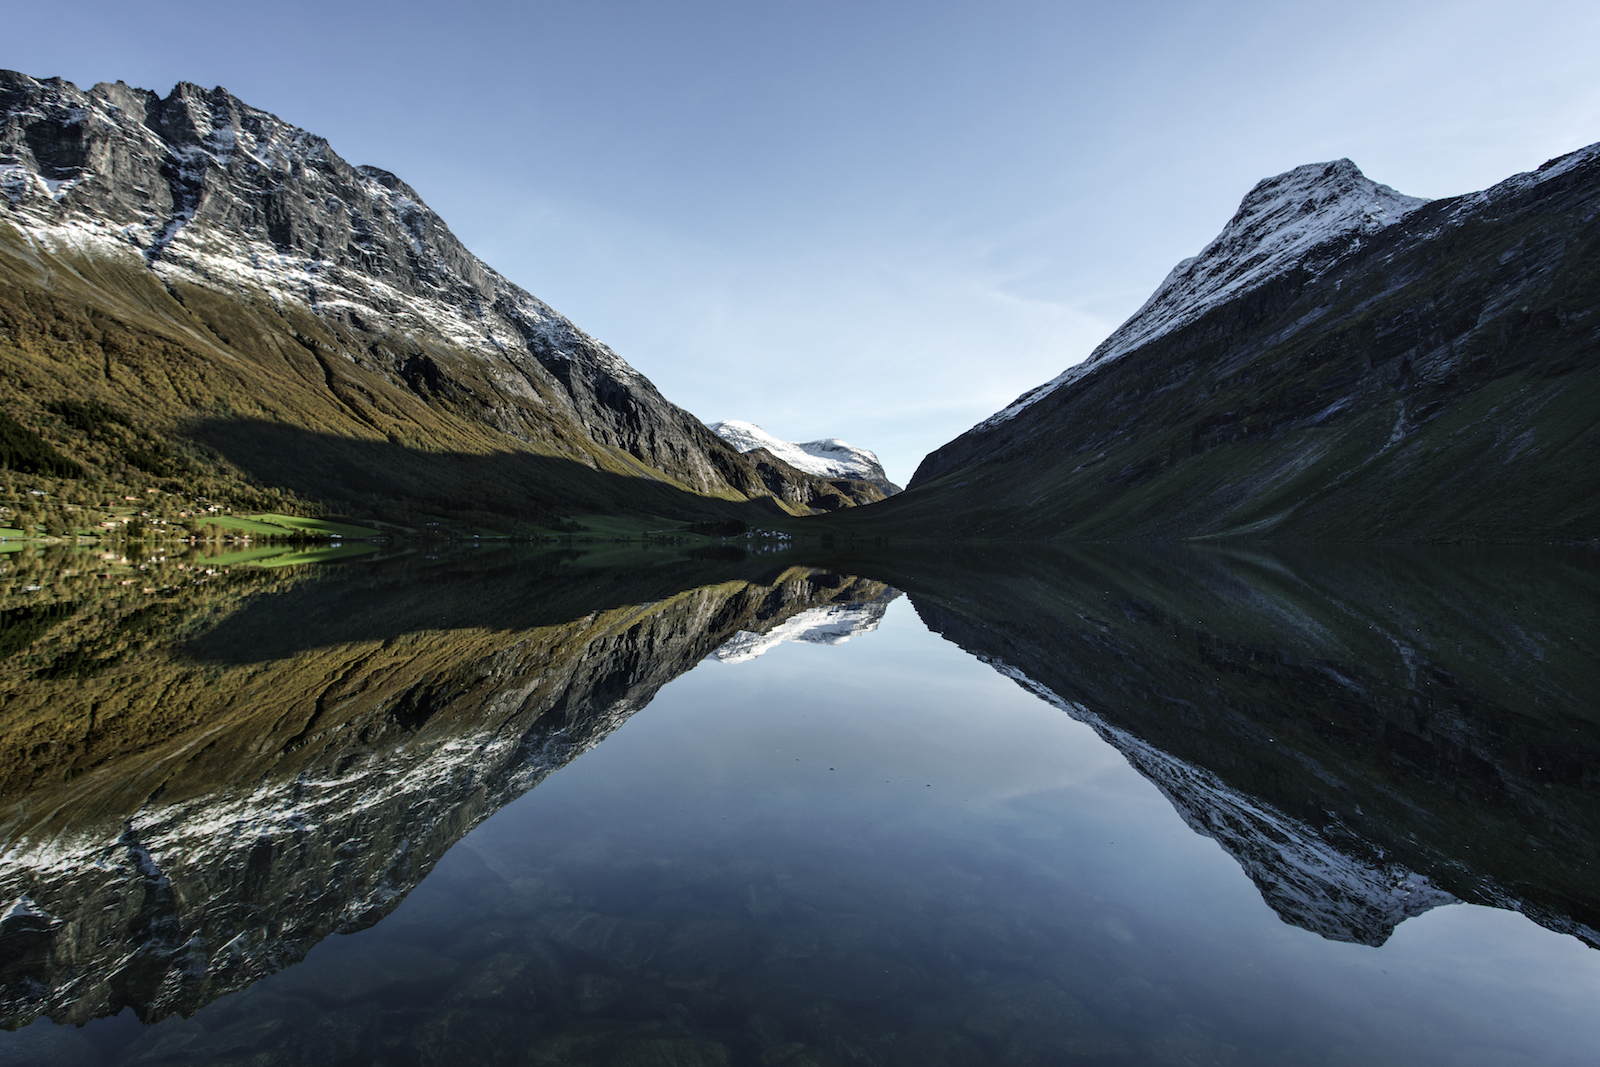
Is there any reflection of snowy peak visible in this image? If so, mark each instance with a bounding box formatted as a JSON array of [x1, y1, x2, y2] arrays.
[[0, 568, 897, 1027], [710, 420, 901, 495], [981, 159, 1428, 428], [712, 593, 898, 664], [983, 657, 1457, 947], [0, 590, 733, 1028]]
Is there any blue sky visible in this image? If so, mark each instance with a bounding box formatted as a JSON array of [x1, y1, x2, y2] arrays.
[[6, 0, 1597, 484]]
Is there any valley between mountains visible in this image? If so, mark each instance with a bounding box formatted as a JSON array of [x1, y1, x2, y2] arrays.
[[2, 65, 1597, 1065], [2, 69, 1596, 543]]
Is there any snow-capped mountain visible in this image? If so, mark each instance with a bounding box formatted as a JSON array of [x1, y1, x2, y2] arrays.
[[0, 75, 671, 464], [710, 420, 901, 495], [981, 159, 1429, 429], [0, 71, 864, 520], [856, 142, 1600, 542]]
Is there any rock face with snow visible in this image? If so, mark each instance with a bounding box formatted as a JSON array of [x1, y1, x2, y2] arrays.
[[979, 160, 1428, 431], [0, 71, 863, 521], [711, 420, 902, 496], [845, 146, 1600, 542]]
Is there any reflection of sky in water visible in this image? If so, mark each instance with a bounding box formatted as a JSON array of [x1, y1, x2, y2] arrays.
[[8, 597, 1599, 1066]]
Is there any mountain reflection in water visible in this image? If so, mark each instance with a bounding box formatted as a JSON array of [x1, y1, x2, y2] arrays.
[[0, 543, 1595, 1066], [875, 544, 1600, 950]]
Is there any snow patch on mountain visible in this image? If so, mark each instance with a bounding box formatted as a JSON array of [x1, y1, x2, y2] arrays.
[[0, 72, 642, 402], [980, 159, 1430, 429], [1431, 140, 1600, 231], [710, 420, 900, 493]]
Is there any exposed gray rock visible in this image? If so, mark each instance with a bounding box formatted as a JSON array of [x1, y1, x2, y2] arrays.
[[0, 70, 865, 514]]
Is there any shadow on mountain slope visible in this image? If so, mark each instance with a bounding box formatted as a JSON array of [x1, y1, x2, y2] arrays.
[[186, 418, 802, 527]]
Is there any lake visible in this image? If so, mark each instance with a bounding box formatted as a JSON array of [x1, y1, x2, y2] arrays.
[[0, 543, 1596, 1066]]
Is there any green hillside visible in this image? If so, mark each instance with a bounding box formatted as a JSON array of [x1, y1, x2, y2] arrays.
[[0, 223, 835, 537]]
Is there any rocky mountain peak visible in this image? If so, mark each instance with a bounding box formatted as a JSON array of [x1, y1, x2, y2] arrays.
[[3, 69, 840, 509], [710, 420, 901, 495], [1219, 157, 1426, 257], [978, 158, 1429, 429]]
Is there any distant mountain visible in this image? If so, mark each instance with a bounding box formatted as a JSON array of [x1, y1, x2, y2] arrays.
[[711, 420, 901, 495], [0, 72, 877, 526], [833, 146, 1600, 542]]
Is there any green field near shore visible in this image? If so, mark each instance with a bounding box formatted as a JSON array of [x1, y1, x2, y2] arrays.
[[191, 514, 385, 539]]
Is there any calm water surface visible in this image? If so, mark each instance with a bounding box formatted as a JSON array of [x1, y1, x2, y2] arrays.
[[0, 547, 1595, 1066]]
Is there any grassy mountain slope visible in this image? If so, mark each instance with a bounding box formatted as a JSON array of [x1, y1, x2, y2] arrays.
[[0, 221, 880, 530], [0, 72, 883, 532]]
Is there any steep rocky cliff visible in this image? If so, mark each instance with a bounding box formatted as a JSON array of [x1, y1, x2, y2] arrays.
[[0, 71, 872, 524], [834, 146, 1600, 542]]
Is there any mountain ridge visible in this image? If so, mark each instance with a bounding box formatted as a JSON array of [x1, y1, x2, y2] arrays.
[[710, 419, 902, 496], [0, 71, 882, 528], [827, 142, 1600, 542], [977, 158, 1430, 432]]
